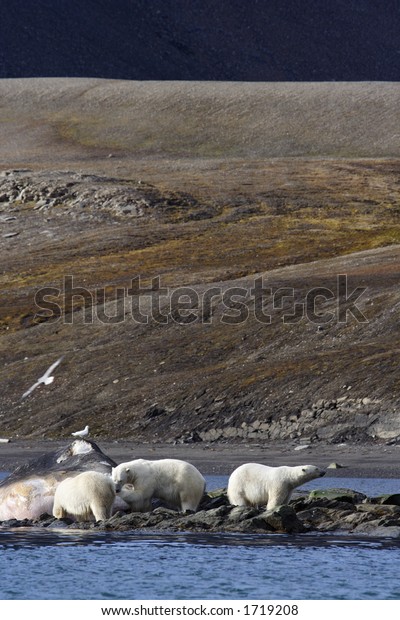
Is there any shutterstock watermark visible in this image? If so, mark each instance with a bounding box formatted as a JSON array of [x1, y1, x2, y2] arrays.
[[33, 274, 369, 326]]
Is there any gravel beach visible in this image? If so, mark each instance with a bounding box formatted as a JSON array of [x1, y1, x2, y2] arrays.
[[0, 438, 399, 479]]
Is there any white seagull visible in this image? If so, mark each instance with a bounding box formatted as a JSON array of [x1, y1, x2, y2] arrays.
[[71, 425, 90, 438], [22, 356, 64, 399]]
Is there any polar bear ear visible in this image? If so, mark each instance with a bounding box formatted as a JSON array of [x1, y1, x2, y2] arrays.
[[302, 468, 307, 472], [125, 467, 129, 473]]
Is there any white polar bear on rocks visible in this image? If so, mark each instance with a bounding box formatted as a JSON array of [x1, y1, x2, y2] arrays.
[[227, 463, 325, 510], [111, 458, 206, 512], [53, 471, 116, 522]]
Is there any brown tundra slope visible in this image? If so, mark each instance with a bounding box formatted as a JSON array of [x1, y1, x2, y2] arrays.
[[0, 79, 399, 445]]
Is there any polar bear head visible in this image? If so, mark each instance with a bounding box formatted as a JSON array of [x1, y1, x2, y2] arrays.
[[111, 459, 145, 492], [294, 464, 326, 485], [111, 464, 131, 492]]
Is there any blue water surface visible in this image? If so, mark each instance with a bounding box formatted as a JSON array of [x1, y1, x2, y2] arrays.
[[1, 529, 400, 600]]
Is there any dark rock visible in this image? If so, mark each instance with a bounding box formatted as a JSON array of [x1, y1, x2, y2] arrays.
[[296, 507, 342, 531], [152, 506, 177, 517], [205, 488, 227, 498], [32, 513, 56, 527], [353, 521, 400, 538], [185, 506, 232, 526], [378, 494, 400, 506], [355, 503, 400, 516], [233, 516, 275, 533], [173, 506, 232, 531], [144, 405, 165, 419], [200, 495, 229, 510], [101, 513, 147, 529], [308, 488, 367, 504], [199, 488, 229, 510], [259, 505, 305, 533], [47, 519, 71, 529], [293, 497, 359, 512], [181, 431, 203, 443], [2, 486, 400, 537], [385, 437, 400, 446], [1, 518, 29, 528], [227, 506, 259, 523], [339, 512, 373, 529], [37, 512, 53, 521], [68, 521, 92, 530]]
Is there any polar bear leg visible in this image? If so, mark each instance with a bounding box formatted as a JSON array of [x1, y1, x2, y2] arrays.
[[266, 489, 292, 510], [52, 499, 66, 519], [179, 493, 198, 512], [227, 487, 249, 507], [179, 480, 205, 512], [91, 502, 110, 521]]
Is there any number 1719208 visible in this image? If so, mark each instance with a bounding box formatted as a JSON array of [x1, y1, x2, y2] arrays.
[[243, 604, 299, 616]]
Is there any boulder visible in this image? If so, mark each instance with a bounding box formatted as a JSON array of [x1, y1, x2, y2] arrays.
[[378, 494, 400, 506], [308, 488, 367, 504], [258, 505, 305, 533]]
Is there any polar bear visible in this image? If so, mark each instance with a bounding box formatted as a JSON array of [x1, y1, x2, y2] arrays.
[[227, 463, 325, 510], [111, 458, 206, 512], [52, 471, 116, 522]]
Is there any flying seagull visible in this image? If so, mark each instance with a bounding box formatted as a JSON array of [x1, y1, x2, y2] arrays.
[[22, 356, 64, 399], [71, 425, 90, 438]]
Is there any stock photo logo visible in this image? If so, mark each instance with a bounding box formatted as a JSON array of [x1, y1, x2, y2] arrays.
[[33, 274, 369, 327]]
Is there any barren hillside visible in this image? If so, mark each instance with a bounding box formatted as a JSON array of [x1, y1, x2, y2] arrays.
[[0, 79, 399, 444]]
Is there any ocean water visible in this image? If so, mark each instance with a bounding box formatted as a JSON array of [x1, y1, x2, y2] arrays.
[[1, 475, 400, 600]]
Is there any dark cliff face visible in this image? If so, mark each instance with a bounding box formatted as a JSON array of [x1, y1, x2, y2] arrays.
[[0, 0, 398, 81]]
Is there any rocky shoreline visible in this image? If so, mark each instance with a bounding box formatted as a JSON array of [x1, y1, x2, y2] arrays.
[[3, 487, 400, 539]]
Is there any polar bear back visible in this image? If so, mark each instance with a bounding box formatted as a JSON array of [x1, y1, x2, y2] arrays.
[[112, 458, 206, 512], [227, 463, 324, 510], [53, 471, 116, 522]]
